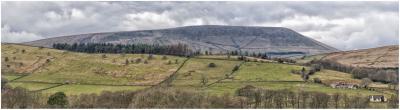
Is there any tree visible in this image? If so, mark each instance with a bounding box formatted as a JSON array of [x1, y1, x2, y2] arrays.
[[162, 56, 168, 60], [147, 54, 154, 60], [313, 78, 321, 83], [387, 94, 399, 108], [101, 54, 107, 59], [125, 59, 129, 65], [47, 92, 68, 108], [332, 93, 340, 108], [4, 57, 9, 62], [175, 59, 179, 64], [232, 65, 240, 72], [360, 78, 372, 88], [208, 63, 217, 68], [135, 58, 142, 63], [200, 73, 208, 87], [1, 78, 8, 89], [311, 64, 322, 72]]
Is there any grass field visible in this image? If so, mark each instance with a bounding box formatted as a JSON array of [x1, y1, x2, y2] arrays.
[[295, 54, 327, 64], [1, 44, 396, 101], [41, 84, 149, 95], [2, 44, 186, 85], [172, 58, 242, 87], [7, 82, 58, 91], [2, 75, 23, 81], [233, 62, 304, 81]]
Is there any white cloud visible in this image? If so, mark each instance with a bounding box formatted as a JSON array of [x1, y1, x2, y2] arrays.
[[1, 25, 44, 43], [119, 11, 178, 30], [1, 1, 398, 50]]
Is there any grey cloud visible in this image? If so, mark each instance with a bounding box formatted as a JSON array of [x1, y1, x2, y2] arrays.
[[1, 1, 398, 50]]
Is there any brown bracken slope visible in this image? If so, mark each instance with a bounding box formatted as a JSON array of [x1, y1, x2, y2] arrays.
[[322, 45, 399, 68]]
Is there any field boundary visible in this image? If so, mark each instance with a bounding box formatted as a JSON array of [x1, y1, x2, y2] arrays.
[[156, 57, 191, 87], [11, 80, 153, 86], [206, 61, 246, 87], [8, 75, 29, 82], [32, 84, 65, 92], [217, 80, 304, 83]]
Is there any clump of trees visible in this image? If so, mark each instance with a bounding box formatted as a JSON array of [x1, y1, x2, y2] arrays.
[[272, 58, 296, 64], [313, 59, 399, 83], [52, 43, 194, 56], [47, 92, 68, 108], [2, 85, 397, 109]]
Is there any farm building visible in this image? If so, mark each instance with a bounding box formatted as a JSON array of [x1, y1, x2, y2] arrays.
[[369, 95, 386, 102], [330, 82, 359, 89]]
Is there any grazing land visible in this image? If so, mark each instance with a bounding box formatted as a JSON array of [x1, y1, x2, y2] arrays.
[[1, 44, 397, 108]]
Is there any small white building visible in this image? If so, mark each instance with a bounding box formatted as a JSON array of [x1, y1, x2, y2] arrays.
[[369, 95, 386, 102]]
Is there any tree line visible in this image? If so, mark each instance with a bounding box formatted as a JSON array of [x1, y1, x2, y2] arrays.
[[52, 43, 194, 56], [2, 83, 398, 108], [309, 59, 399, 84]]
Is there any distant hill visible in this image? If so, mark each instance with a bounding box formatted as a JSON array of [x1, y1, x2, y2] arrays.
[[321, 45, 399, 69], [24, 25, 338, 56]]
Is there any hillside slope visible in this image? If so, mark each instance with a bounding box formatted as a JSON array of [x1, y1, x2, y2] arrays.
[[24, 25, 338, 56], [321, 45, 399, 68], [2, 44, 393, 97]]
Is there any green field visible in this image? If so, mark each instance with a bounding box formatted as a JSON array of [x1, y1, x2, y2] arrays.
[[2, 75, 23, 81], [2, 44, 186, 86], [296, 54, 327, 64], [233, 62, 304, 81], [172, 58, 242, 87], [8, 82, 58, 91], [41, 84, 149, 95], [1, 44, 396, 100]]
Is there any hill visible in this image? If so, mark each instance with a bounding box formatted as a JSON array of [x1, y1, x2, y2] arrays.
[[321, 45, 398, 69], [24, 25, 338, 56], [2, 44, 393, 97]]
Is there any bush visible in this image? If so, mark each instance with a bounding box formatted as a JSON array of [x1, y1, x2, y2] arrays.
[[208, 63, 217, 68], [232, 65, 240, 72], [47, 92, 68, 108], [4, 57, 9, 62], [147, 54, 154, 60], [162, 56, 168, 60], [135, 58, 142, 63], [313, 78, 322, 83]]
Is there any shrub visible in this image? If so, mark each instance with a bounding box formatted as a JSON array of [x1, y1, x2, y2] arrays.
[[101, 54, 107, 59], [162, 56, 168, 60], [144, 60, 148, 64], [4, 57, 9, 62], [232, 65, 240, 72], [208, 63, 217, 68], [175, 59, 179, 64], [313, 78, 322, 83], [47, 92, 68, 108], [147, 54, 154, 60], [135, 58, 142, 63]]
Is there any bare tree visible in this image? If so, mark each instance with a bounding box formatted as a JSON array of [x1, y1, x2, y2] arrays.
[[200, 73, 208, 87]]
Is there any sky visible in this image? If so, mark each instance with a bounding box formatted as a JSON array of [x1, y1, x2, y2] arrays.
[[1, 1, 399, 50]]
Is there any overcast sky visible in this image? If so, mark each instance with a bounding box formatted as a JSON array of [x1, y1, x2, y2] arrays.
[[1, 1, 398, 50]]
